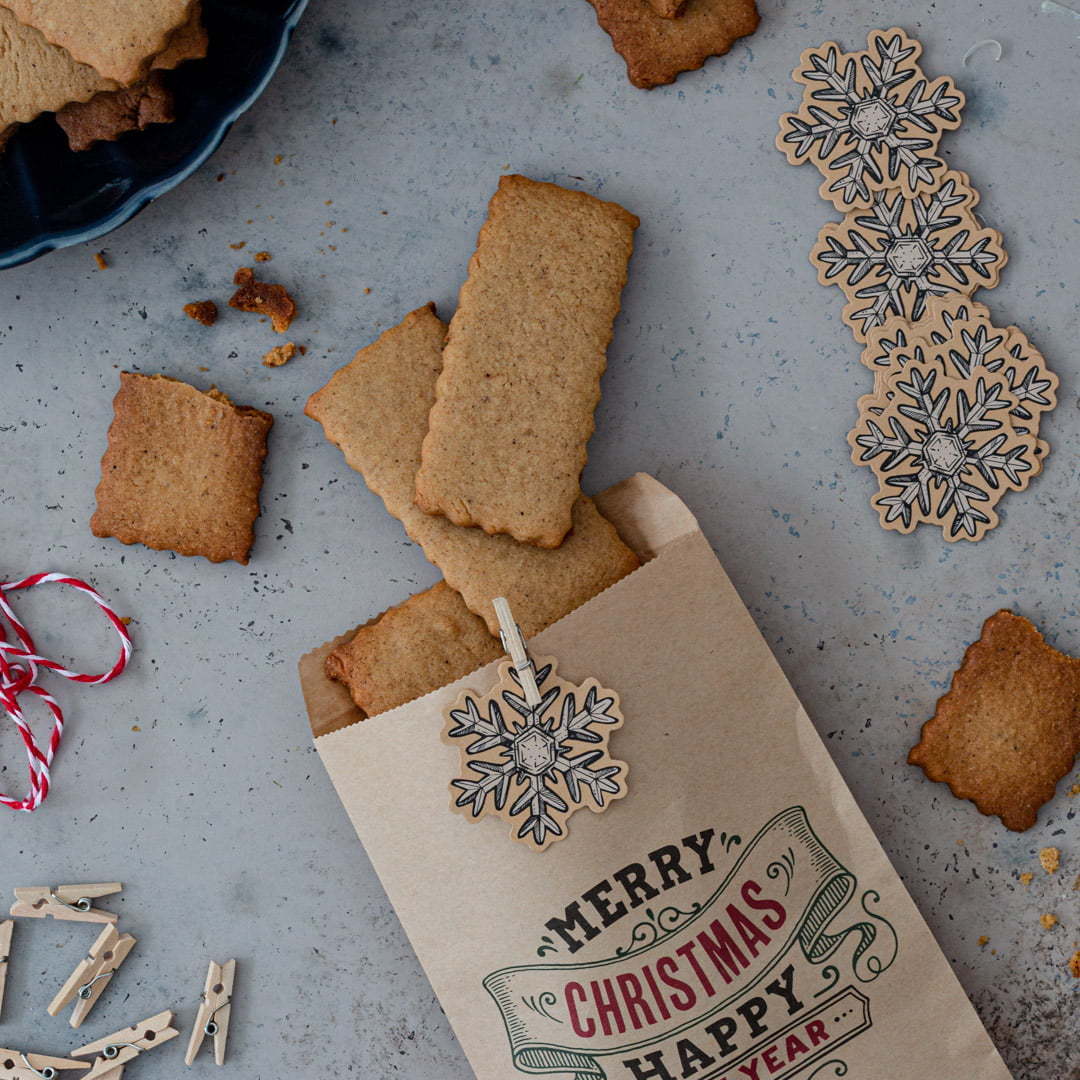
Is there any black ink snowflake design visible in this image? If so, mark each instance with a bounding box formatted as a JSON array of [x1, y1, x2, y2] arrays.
[[813, 173, 1006, 341], [849, 365, 1034, 540], [778, 29, 964, 210], [446, 662, 625, 849]]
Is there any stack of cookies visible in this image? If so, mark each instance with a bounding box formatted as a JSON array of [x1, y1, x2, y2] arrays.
[[0, 0, 206, 153], [306, 175, 642, 718]]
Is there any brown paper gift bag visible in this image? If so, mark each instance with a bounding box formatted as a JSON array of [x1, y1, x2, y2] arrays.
[[300, 474, 1012, 1080]]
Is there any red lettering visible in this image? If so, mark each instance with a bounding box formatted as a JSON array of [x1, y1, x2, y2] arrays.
[[641, 962, 672, 1021], [806, 1019, 829, 1047], [616, 972, 657, 1030], [657, 954, 696, 1012], [565, 982, 594, 1039], [696, 919, 748, 985], [761, 1045, 783, 1074], [784, 1033, 809, 1058], [677, 940, 717, 997], [593, 978, 626, 1036], [741, 880, 786, 931], [736, 1060, 760, 1080], [726, 902, 770, 957]]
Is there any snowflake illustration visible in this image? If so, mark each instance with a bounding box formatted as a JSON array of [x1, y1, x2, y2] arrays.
[[778, 28, 964, 210], [812, 173, 1007, 342], [858, 300, 1058, 446], [849, 363, 1036, 540], [445, 661, 626, 850]]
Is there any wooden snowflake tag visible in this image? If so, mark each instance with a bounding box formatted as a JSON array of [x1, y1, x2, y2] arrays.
[[442, 598, 628, 852]]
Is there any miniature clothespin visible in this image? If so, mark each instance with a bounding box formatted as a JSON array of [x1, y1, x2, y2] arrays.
[[73, 1011, 178, 1080], [443, 597, 629, 852], [0, 920, 12, 1020], [185, 960, 235, 1066], [0, 1049, 88, 1080], [47, 925, 136, 1028], [10, 885, 121, 924]]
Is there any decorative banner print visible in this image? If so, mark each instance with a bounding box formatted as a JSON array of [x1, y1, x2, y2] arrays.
[[483, 807, 898, 1078]]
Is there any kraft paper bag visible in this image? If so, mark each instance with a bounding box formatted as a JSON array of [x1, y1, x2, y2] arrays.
[[300, 474, 1012, 1080]]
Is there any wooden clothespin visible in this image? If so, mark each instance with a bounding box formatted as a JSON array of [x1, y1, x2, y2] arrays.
[[493, 597, 541, 708], [10, 885, 121, 924], [185, 960, 235, 1066], [47, 925, 136, 1028], [0, 1049, 89, 1080], [73, 1011, 178, 1080], [0, 920, 12, 1020]]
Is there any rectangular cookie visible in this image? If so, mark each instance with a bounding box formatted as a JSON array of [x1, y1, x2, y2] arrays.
[[325, 581, 502, 718], [0, 0, 194, 85], [413, 175, 638, 549], [91, 372, 272, 565], [587, 0, 761, 89], [305, 303, 640, 638]]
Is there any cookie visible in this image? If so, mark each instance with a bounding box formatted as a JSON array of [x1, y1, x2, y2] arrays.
[[150, 2, 206, 72], [183, 300, 217, 326], [414, 175, 638, 548], [229, 267, 296, 333], [909, 611, 1080, 832], [0, 0, 195, 85], [91, 372, 273, 565], [325, 582, 502, 718], [55, 69, 174, 151], [586, 0, 760, 90], [305, 303, 639, 637], [0, 7, 113, 126]]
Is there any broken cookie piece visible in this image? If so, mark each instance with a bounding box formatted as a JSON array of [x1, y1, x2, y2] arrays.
[[56, 70, 174, 152], [229, 266, 296, 333], [909, 611, 1080, 832], [183, 300, 218, 326], [91, 372, 272, 564], [262, 342, 297, 367]]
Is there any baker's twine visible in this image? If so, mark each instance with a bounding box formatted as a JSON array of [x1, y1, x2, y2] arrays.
[[0, 573, 132, 812]]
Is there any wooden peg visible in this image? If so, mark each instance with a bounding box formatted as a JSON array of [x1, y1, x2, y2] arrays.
[[185, 960, 235, 1067], [0, 1049, 89, 1080], [47, 924, 136, 1028], [10, 885, 121, 924], [493, 597, 540, 707], [0, 920, 11, 1020], [73, 1011, 178, 1080]]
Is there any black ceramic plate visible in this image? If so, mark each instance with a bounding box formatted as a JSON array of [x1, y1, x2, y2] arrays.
[[0, 0, 308, 270]]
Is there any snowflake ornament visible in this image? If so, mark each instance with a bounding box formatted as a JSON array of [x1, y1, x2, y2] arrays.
[[778, 28, 965, 211], [812, 172, 1007, 342], [858, 299, 1058, 455], [848, 359, 1037, 541], [444, 658, 627, 851]]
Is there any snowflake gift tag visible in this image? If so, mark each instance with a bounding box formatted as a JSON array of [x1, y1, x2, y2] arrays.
[[442, 598, 628, 852], [777, 28, 965, 211], [848, 357, 1038, 541], [811, 171, 1007, 342]]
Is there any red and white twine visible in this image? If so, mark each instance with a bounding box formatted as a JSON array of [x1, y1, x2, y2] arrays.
[[0, 573, 132, 812]]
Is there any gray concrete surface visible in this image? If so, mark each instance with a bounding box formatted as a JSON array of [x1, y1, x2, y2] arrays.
[[1, 0, 1077, 1075]]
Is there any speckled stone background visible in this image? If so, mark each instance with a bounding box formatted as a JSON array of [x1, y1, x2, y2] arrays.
[[0, 0, 1077, 1075]]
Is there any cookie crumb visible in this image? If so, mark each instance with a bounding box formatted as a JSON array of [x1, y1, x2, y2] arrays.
[[363, 287, 371, 295], [254, 250, 272, 262], [1069, 783, 1080, 797], [977, 935, 989, 947], [262, 342, 297, 367], [229, 241, 246, 250], [197, 366, 209, 372], [298, 345, 308, 356], [1019, 872, 1034, 886], [229, 267, 296, 333], [1039, 913, 1058, 930], [183, 300, 218, 327], [1039, 847, 1060, 875], [273, 153, 283, 165], [94, 251, 108, 270], [131, 724, 141, 732], [1070, 951, 1080, 978]]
